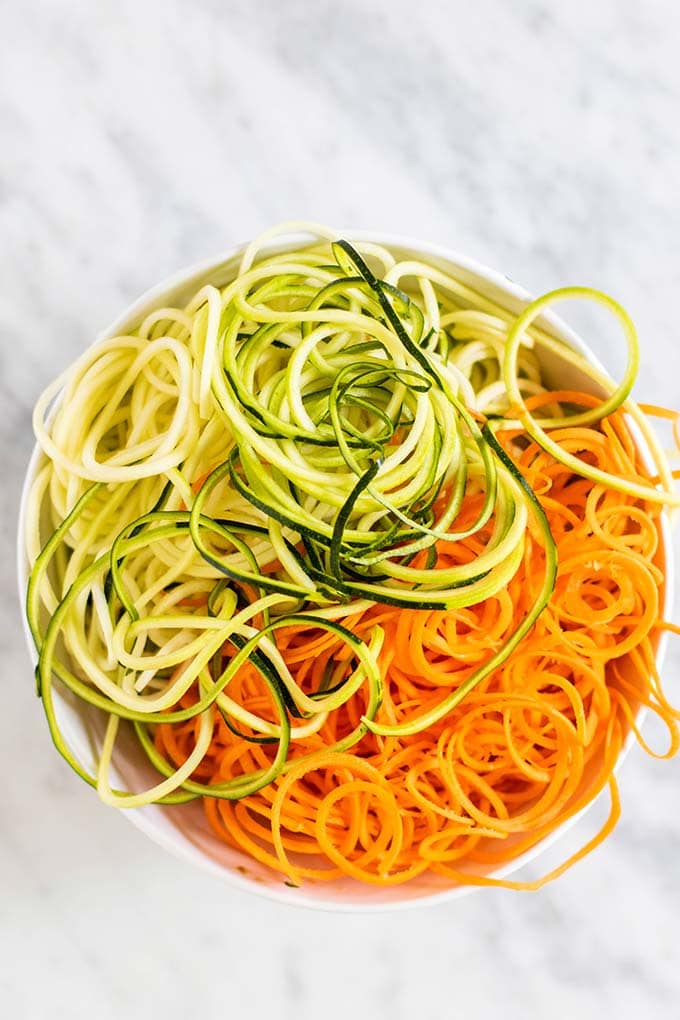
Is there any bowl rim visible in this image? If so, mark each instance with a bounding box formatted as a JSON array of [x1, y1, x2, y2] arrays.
[[16, 228, 675, 912]]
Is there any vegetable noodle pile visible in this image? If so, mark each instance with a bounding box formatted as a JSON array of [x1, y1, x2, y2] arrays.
[[25, 223, 680, 890]]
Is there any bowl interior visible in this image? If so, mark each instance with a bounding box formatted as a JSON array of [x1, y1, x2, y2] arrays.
[[18, 234, 673, 911]]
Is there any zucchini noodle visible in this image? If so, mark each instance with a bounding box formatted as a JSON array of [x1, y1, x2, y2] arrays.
[[24, 223, 679, 890]]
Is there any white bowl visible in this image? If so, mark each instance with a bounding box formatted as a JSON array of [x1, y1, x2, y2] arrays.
[[17, 231, 674, 911]]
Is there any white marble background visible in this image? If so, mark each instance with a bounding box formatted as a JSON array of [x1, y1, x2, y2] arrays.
[[2, 1, 680, 1017]]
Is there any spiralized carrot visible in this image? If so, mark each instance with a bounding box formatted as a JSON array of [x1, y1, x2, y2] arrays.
[[153, 395, 679, 888]]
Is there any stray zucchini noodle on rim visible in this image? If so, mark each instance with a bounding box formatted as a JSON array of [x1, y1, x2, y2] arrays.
[[25, 222, 680, 889]]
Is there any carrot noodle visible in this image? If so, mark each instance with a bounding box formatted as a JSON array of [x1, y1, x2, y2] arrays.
[[153, 401, 680, 888], [638, 403, 680, 449]]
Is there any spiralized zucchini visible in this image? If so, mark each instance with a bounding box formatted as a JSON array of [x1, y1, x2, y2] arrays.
[[25, 222, 676, 808]]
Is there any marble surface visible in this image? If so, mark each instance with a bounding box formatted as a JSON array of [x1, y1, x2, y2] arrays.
[[2, 1, 680, 1017]]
